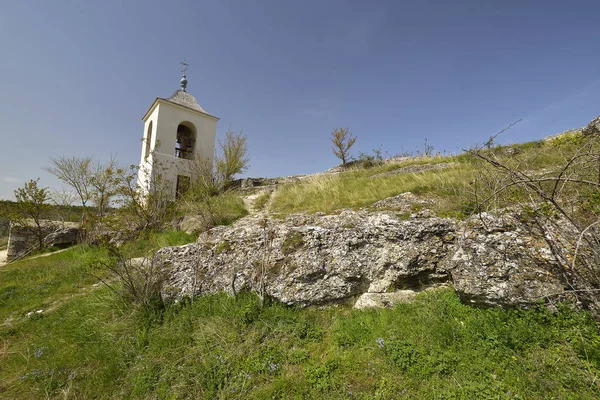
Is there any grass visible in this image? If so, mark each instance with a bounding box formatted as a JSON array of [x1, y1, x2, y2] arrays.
[[271, 157, 476, 216], [121, 230, 197, 258], [2, 132, 599, 398], [0, 246, 110, 323], [209, 192, 249, 225], [179, 191, 249, 231], [253, 191, 271, 211], [1, 246, 599, 398], [270, 136, 590, 217]]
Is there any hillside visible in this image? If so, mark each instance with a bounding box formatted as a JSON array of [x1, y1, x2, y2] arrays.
[[1, 247, 599, 399], [1, 121, 600, 398]]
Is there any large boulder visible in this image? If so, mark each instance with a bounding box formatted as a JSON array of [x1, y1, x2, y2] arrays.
[[158, 206, 567, 309], [450, 213, 563, 307], [159, 210, 456, 306], [6, 220, 80, 261], [43, 226, 80, 247]]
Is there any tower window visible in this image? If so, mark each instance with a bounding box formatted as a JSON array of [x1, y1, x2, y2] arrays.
[[175, 123, 196, 160], [144, 121, 153, 158]]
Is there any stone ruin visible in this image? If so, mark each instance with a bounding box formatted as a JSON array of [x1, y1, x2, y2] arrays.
[[6, 220, 80, 262]]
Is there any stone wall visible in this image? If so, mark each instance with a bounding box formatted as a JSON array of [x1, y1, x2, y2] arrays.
[[6, 220, 80, 262]]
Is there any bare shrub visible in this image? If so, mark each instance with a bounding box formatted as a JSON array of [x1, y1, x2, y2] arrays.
[[95, 242, 168, 306], [472, 126, 600, 316], [109, 162, 175, 237]]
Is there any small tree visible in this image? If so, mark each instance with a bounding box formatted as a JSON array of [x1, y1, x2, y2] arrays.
[[330, 126, 356, 166], [44, 156, 94, 219], [216, 128, 249, 186], [423, 138, 434, 157], [89, 156, 121, 218], [12, 179, 50, 250], [45, 155, 125, 230]]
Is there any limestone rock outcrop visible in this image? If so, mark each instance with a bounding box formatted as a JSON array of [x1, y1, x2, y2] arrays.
[[6, 221, 80, 262], [43, 226, 80, 247], [451, 213, 563, 307], [158, 206, 566, 309]]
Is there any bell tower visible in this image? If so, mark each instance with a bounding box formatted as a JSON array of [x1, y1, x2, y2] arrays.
[[138, 61, 219, 198]]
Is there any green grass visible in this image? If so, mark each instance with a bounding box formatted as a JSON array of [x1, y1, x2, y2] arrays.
[[270, 137, 591, 217], [2, 134, 600, 398], [121, 230, 197, 257], [209, 192, 249, 225], [1, 247, 599, 399], [0, 246, 110, 322], [179, 191, 249, 232], [271, 157, 477, 216], [253, 191, 271, 211]]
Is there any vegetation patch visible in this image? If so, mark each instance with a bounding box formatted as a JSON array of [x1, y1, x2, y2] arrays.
[[1, 249, 599, 400], [282, 231, 304, 255], [121, 230, 196, 257], [253, 191, 271, 211], [270, 138, 593, 217], [215, 240, 231, 254]]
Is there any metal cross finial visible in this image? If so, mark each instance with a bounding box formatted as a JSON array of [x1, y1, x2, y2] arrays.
[[180, 60, 189, 91], [180, 60, 189, 75]]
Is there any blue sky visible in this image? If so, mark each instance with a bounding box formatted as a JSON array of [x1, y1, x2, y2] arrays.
[[1, 0, 599, 200]]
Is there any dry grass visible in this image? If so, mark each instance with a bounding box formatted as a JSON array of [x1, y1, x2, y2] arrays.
[[272, 157, 476, 216], [253, 190, 272, 211], [270, 135, 589, 217]]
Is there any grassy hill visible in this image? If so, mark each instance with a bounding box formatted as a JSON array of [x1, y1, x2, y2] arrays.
[[1, 131, 600, 398], [1, 242, 599, 398], [270, 133, 590, 217]]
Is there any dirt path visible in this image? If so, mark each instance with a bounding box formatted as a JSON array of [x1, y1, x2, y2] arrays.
[[242, 187, 277, 219]]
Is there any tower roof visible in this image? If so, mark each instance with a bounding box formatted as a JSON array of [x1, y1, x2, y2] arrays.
[[163, 90, 207, 113], [143, 90, 219, 121], [142, 62, 219, 121]]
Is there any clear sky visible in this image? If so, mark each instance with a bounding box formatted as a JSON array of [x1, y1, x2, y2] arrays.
[[1, 0, 599, 200]]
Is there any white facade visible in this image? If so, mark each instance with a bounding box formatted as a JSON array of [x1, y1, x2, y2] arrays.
[[138, 88, 219, 199]]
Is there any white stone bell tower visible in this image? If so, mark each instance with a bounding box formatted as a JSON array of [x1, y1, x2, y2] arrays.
[[138, 61, 219, 199]]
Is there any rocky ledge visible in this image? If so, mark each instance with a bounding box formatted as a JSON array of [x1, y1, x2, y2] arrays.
[[158, 202, 565, 309]]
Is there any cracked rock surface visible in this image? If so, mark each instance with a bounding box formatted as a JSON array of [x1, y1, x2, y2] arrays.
[[158, 204, 565, 309]]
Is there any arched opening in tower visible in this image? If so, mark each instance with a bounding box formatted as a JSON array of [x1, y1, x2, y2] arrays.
[[144, 121, 153, 159], [175, 122, 196, 160]]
